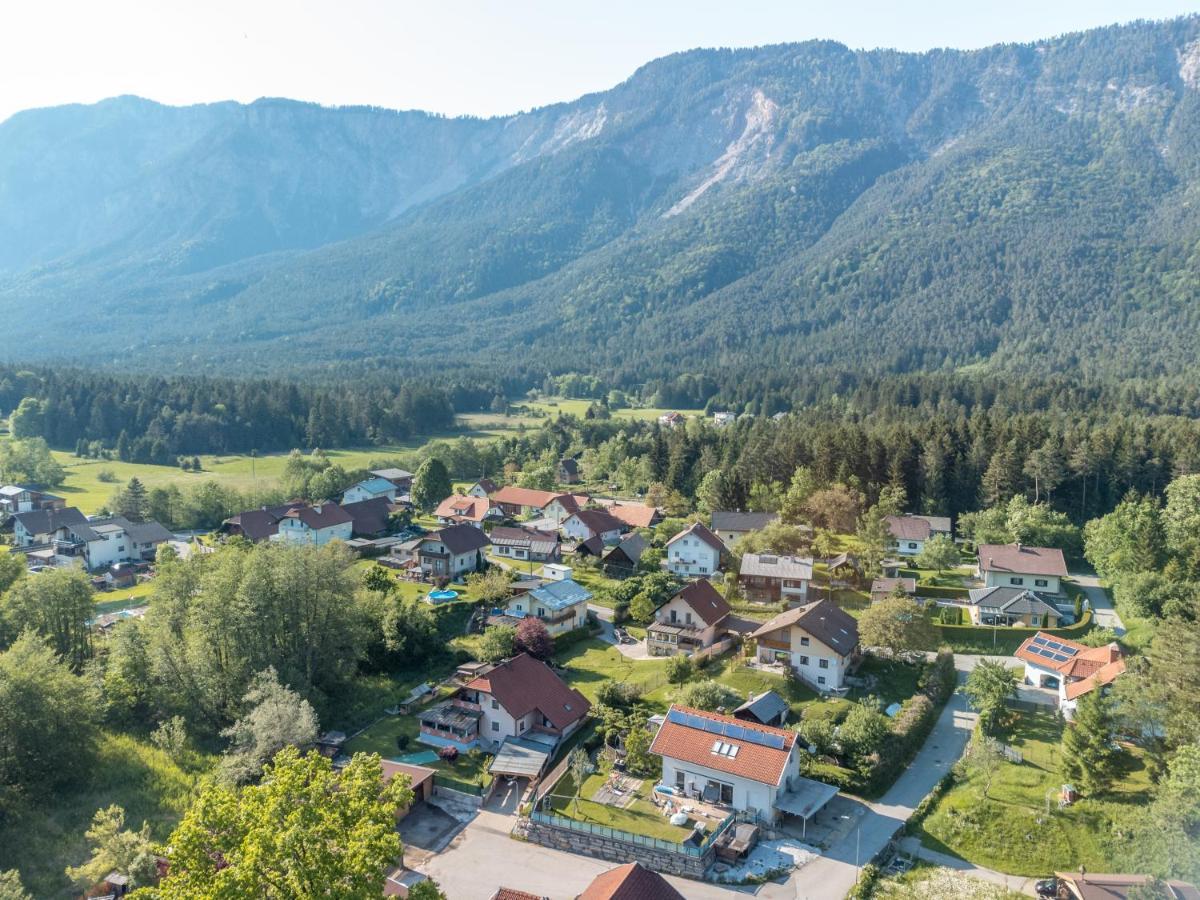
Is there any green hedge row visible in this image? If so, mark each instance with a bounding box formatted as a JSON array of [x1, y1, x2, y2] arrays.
[[916, 585, 971, 599], [934, 610, 1093, 653]]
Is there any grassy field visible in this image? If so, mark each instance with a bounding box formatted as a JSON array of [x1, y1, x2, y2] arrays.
[[0, 731, 214, 899], [342, 713, 494, 793], [544, 767, 693, 843], [556, 638, 671, 704], [917, 706, 1153, 876]]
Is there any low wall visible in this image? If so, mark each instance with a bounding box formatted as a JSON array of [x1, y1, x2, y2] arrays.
[[524, 818, 712, 879], [432, 783, 483, 809]]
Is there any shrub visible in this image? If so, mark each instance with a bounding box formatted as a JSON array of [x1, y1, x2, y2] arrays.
[[395, 734, 410, 752], [438, 745, 459, 762], [677, 679, 741, 712], [595, 680, 642, 708], [96, 468, 118, 483]]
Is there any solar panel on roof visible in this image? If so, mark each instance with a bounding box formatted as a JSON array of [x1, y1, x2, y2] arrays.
[[1052, 653, 1071, 662], [722, 723, 747, 741], [1032, 635, 1049, 646]]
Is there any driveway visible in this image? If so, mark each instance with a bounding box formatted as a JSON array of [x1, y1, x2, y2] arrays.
[[1070, 573, 1124, 635], [589, 603, 651, 659]]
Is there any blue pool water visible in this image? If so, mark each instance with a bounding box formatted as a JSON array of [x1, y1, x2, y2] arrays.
[[427, 589, 459, 602]]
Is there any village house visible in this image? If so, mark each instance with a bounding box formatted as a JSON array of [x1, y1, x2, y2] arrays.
[[577, 863, 685, 900], [734, 690, 790, 728], [657, 412, 687, 428], [650, 705, 837, 829], [0, 484, 65, 517], [505, 577, 591, 636], [417, 653, 590, 754], [492, 486, 560, 519], [595, 498, 661, 529], [665, 521, 724, 578], [751, 599, 860, 690], [342, 476, 398, 504], [869, 576, 917, 604], [561, 507, 624, 545], [1015, 632, 1126, 719], [885, 514, 951, 557], [647, 580, 731, 656], [370, 468, 414, 492], [433, 493, 500, 527], [1053, 872, 1199, 900], [738, 553, 813, 604], [967, 586, 1063, 627], [712, 411, 736, 428], [414, 523, 491, 578], [275, 503, 354, 546], [600, 531, 646, 573], [11, 505, 88, 547], [977, 543, 1068, 594], [340, 496, 394, 538], [489, 525, 561, 564], [219, 503, 306, 542], [33, 512, 172, 571], [465, 477, 499, 498], [711, 509, 779, 547], [556, 457, 581, 484]]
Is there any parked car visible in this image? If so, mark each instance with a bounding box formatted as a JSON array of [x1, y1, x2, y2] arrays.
[[1036, 878, 1057, 898]]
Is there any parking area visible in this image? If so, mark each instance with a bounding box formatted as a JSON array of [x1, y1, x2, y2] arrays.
[[398, 802, 466, 863]]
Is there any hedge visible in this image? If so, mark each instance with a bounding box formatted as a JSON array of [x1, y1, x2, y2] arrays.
[[934, 610, 1093, 654], [916, 584, 971, 600]]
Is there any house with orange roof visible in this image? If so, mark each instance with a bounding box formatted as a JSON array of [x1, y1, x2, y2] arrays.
[[433, 493, 501, 527], [492, 486, 561, 518], [1015, 631, 1126, 719], [576, 862, 685, 899], [650, 705, 837, 826]]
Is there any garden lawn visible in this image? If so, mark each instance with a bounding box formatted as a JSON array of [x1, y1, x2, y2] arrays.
[[545, 770, 693, 843], [342, 713, 494, 792], [934, 612, 1094, 654], [917, 706, 1153, 876], [0, 730, 214, 899], [556, 639, 669, 704]]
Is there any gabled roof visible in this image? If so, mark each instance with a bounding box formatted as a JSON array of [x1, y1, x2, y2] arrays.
[[558, 458, 580, 476], [885, 514, 932, 541], [603, 532, 646, 565], [12, 505, 87, 536], [490, 889, 547, 900], [471, 478, 500, 495], [711, 510, 779, 533], [666, 521, 724, 553], [527, 578, 592, 611], [1015, 631, 1127, 699], [340, 497, 393, 536], [668, 580, 730, 627], [734, 690, 790, 726], [492, 486, 558, 509], [434, 494, 494, 523], [870, 577, 917, 597], [465, 653, 590, 731], [650, 705, 797, 786], [350, 476, 397, 496], [221, 503, 305, 542], [577, 862, 685, 900], [599, 500, 659, 529], [751, 599, 859, 656], [370, 468, 413, 482], [739, 553, 813, 580], [283, 503, 353, 530], [1054, 872, 1200, 900], [569, 508, 624, 535], [490, 526, 559, 555], [978, 543, 1068, 578], [967, 587, 1060, 618], [547, 493, 582, 516], [427, 523, 491, 555]]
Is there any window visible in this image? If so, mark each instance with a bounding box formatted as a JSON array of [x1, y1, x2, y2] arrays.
[[818, 676, 826, 685], [675, 770, 686, 791], [685, 612, 693, 625], [907, 542, 917, 550], [669, 609, 677, 623], [1010, 577, 1024, 586], [1035, 579, 1048, 587], [537, 607, 546, 617], [519, 721, 525, 732], [799, 655, 809, 666], [491, 699, 499, 710], [705, 779, 734, 805], [819, 659, 829, 669], [800, 636, 810, 646], [699, 567, 707, 574], [491, 721, 499, 732]]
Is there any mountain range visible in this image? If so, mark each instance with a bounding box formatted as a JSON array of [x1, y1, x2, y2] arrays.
[[4, 17, 1200, 385]]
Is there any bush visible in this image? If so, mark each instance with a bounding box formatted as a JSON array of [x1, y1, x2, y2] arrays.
[[96, 468, 118, 483], [395, 734, 410, 752], [552, 625, 593, 650], [595, 680, 642, 708], [438, 745, 458, 762], [846, 864, 881, 900], [677, 680, 741, 712]]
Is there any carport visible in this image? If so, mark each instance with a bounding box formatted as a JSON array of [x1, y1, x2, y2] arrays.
[[489, 736, 553, 781], [774, 776, 840, 838]]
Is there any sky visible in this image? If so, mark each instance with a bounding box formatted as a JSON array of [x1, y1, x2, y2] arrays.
[[2, 1, 1199, 124]]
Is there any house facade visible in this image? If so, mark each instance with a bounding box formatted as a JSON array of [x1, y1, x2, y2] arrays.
[[650, 705, 806, 823], [506, 577, 591, 636], [275, 504, 354, 546], [343, 477, 398, 504], [557, 458, 581, 484], [489, 526, 560, 563], [751, 599, 860, 690], [37, 513, 172, 571], [0, 485, 65, 516], [738, 553, 812, 604], [966, 586, 1062, 627], [492, 486, 559, 519], [665, 522, 724, 578], [1016, 632, 1126, 719], [561, 508, 624, 545], [414, 523, 490, 578], [711, 510, 779, 547], [434, 494, 499, 527], [11, 506, 88, 547], [977, 543, 1068, 594], [370, 468, 414, 492], [465, 478, 498, 499], [418, 653, 589, 752], [647, 580, 731, 656], [884, 514, 951, 557]]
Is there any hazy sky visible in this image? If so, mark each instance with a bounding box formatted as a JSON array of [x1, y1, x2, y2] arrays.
[[3, 1, 1198, 123]]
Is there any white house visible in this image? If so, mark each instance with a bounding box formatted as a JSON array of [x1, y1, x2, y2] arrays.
[[275, 503, 354, 546], [884, 514, 951, 557], [561, 508, 624, 545], [665, 522, 724, 578], [651, 706, 836, 828], [369, 468, 414, 492], [0, 485, 64, 516], [343, 477, 398, 504], [418, 653, 590, 752], [977, 543, 1068, 594], [710, 510, 779, 547], [737, 553, 813, 604], [11, 506, 88, 547], [751, 599, 860, 690], [27, 510, 171, 571], [506, 577, 591, 636], [1015, 632, 1126, 720], [647, 580, 731, 656], [465, 478, 498, 499], [712, 412, 736, 428], [414, 523, 491, 578]]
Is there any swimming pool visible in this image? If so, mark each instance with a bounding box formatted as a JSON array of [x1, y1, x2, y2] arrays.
[[427, 589, 459, 603]]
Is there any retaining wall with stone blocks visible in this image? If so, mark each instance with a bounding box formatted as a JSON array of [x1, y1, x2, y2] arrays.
[[524, 819, 711, 879]]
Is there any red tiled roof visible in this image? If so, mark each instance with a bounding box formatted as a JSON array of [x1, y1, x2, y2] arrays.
[[667, 521, 724, 553], [434, 494, 493, 523], [601, 501, 660, 529], [465, 653, 590, 731], [577, 862, 685, 900], [885, 514, 932, 541], [1015, 631, 1127, 700], [548, 493, 582, 516], [649, 705, 797, 786], [978, 543, 1068, 578], [283, 503, 353, 530], [490, 890, 546, 900], [670, 580, 730, 627], [492, 486, 558, 509]]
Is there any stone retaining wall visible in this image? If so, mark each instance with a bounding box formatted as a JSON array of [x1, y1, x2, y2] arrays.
[[524, 818, 711, 879]]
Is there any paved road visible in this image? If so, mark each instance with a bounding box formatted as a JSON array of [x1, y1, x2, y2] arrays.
[[899, 837, 1036, 895], [589, 603, 650, 659], [1070, 573, 1124, 635]]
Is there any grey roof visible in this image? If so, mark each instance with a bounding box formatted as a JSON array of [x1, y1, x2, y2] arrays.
[[528, 578, 592, 611], [734, 690, 790, 725], [490, 526, 559, 556], [968, 587, 1061, 618], [68, 516, 170, 544], [739, 553, 813, 580], [12, 506, 87, 536], [773, 777, 840, 819], [711, 510, 779, 533], [488, 737, 552, 778], [283, 503, 353, 530], [603, 531, 646, 565], [371, 468, 413, 481], [752, 599, 859, 655], [428, 522, 491, 555], [221, 503, 305, 541]]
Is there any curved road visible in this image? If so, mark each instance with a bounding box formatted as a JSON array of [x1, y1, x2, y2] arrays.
[[1070, 573, 1125, 635]]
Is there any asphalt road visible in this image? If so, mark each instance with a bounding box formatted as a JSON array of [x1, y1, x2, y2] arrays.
[[1070, 573, 1125, 635]]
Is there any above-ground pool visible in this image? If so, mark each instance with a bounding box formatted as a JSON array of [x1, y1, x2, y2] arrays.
[[394, 750, 440, 766], [426, 589, 459, 603]]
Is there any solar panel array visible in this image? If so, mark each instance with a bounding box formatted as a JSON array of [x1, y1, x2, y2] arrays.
[[1028, 634, 1078, 664], [667, 708, 788, 750]]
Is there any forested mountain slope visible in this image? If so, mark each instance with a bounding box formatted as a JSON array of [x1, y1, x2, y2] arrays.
[[3, 17, 1200, 383]]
